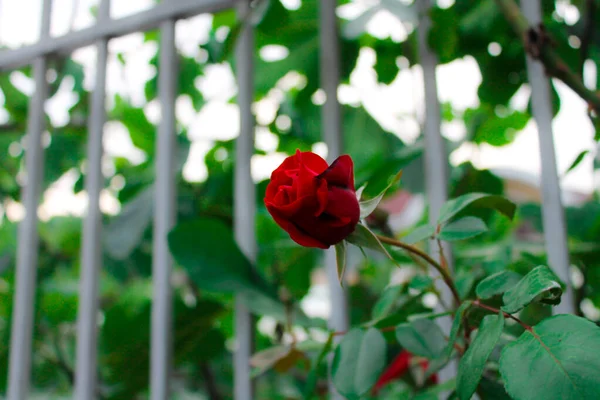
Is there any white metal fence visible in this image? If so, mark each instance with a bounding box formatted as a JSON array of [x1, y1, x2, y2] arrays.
[[1, 0, 573, 399]]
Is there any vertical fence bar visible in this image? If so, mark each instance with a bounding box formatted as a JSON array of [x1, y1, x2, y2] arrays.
[[520, 1, 574, 314], [6, 1, 52, 398], [416, 0, 455, 383], [319, 1, 347, 398], [74, 1, 110, 398], [234, 1, 256, 399], [150, 1, 177, 398]]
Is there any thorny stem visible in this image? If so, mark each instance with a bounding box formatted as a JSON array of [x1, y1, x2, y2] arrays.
[[376, 234, 461, 305], [473, 299, 532, 331]]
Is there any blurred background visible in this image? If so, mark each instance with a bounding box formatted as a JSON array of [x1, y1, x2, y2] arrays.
[[0, 0, 599, 398]]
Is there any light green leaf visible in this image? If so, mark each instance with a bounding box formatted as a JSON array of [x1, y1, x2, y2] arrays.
[[335, 240, 347, 284], [332, 328, 387, 398], [437, 193, 516, 225], [346, 223, 393, 261], [355, 183, 367, 202], [457, 313, 505, 400], [438, 216, 488, 241], [104, 185, 154, 260], [359, 171, 402, 219], [403, 224, 436, 245], [396, 318, 447, 359], [476, 270, 523, 300], [500, 315, 600, 400], [502, 266, 563, 314]]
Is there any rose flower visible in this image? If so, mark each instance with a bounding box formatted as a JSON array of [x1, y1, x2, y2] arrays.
[[264, 150, 360, 249]]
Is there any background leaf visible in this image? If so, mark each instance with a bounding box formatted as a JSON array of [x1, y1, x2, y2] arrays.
[[332, 327, 387, 398], [396, 318, 447, 359], [438, 193, 517, 224], [438, 216, 488, 241]]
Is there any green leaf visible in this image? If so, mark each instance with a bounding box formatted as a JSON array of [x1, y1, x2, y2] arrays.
[[457, 313, 505, 400], [332, 327, 387, 398], [500, 315, 600, 400], [346, 223, 393, 261], [438, 217, 488, 241], [476, 271, 523, 300], [104, 185, 154, 260], [359, 171, 402, 219], [168, 218, 270, 296], [372, 285, 404, 321], [502, 266, 563, 314], [408, 275, 434, 291], [563, 150, 590, 176], [396, 318, 447, 359], [304, 334, 334, 400], [438, 193, 516, 225], [403, 224, 436, 245], [443, 301, 473, 360], [335, 240, 347, 284]]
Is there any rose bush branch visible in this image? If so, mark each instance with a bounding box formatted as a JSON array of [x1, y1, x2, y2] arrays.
[[376, 234, 461, 305], [494, 0, 600, 114], [472, 299, 531, 331]]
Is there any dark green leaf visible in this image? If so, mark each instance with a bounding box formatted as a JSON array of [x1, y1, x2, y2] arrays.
[[396, 318, 447, 359], [502, 266, 563, 314], [563, 150, 590, 176], [500, 315, 600, 400], [403, 224, 436, 245], [409, 275, 434, 291], [457, 313, 504, 400], [438, 216, 487, 241], [168, 218, 269, 296], [438, 193, 516, 224], [332, 327, 387, 398], [443, 301, 473, 360], [476, 270, 523, 300]]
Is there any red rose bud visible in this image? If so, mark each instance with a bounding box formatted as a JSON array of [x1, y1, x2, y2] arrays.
[[264, 150, 360, 249], [373, 350, 412, 393], [372, 351, 437, 394]]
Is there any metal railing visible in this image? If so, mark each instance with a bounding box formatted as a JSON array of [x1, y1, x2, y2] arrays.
[[1, 0, 574, 399]]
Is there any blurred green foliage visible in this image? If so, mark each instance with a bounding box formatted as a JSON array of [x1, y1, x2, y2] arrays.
[[0, 0, 599, 398]]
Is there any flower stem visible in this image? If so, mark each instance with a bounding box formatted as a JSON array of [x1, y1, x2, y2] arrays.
[[376, 234, 461, 305]]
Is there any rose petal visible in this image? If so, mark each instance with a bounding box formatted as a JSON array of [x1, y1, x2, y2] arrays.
[[296, 149, 328, 175], [314, 179, 329, 216], [323, 186, 360, 226], [266, 204, 329, 249], [317, 154, 355, 191]]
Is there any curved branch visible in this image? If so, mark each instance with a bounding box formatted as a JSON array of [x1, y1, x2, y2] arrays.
[[494, 0, 600, 114], [376, 234, 461, 305]]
